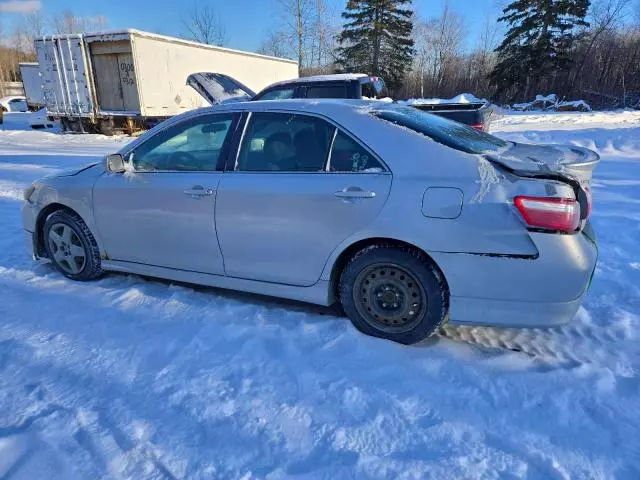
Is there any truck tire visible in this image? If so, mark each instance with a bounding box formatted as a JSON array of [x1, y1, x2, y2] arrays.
[[339, 245, 448, 345]]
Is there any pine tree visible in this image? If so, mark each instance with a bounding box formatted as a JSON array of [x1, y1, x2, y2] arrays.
[[489, 0, 590, 101], [336, 0, 414, 93]]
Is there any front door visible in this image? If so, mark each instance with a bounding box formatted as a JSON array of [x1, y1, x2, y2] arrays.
[[215, 111, 392, 286], [93, 112, 238, 274]]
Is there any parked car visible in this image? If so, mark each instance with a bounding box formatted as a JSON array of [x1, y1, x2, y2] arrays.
[[29, 108, 54, 129], [22, 100, 599, 345], [0, 96, 28, 112], [187, 72, 493, 130]]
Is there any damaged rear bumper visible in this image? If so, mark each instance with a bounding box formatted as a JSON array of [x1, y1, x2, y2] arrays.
[[432, 223, 598, 328]]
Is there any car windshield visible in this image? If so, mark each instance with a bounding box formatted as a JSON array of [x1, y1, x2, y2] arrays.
[[372, 106, 509, 155]]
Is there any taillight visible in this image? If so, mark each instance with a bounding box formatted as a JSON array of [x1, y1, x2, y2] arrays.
[[514, 196, 581, 232], [470, 123, 484, 131]]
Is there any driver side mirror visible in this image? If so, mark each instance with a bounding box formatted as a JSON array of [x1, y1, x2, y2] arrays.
[[106, 153, 125, 173]]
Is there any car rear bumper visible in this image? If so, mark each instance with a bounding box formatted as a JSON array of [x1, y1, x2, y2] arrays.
[[432, 223, 598, 328], [447, 295, 585, 327]]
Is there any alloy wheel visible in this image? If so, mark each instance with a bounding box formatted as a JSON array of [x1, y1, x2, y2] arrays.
[[48, 223, 87, 275]]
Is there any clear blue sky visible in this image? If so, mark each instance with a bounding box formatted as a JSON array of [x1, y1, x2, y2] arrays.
[[0, 0, 502, 53]]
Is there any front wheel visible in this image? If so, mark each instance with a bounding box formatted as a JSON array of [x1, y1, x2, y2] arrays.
[[339, 246, 448, 345], [43, 210, 103, 281]]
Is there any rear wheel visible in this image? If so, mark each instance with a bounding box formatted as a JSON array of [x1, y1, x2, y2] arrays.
[[43, 210, 103, 281], [339, 246, 448, 345]]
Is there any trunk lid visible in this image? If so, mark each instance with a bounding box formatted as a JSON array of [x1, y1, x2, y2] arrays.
[[186, 72, 255, 105], [486, 142, 599, 186], [486, 142, 600, 220]]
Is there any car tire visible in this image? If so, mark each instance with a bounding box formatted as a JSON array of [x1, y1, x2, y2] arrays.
[[43, 210, 103, 281], [339, 245, 448, 345]]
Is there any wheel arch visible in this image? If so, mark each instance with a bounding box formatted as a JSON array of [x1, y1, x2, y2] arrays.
[[327, 237, 450, 305]]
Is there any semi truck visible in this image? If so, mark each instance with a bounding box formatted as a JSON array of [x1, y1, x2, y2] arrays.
[[33, 30, 298, 134]]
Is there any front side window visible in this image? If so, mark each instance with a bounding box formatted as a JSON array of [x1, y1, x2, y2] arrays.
[[373, 106, 508, 155], [306, 85, 347, 99], [256, 88, 295, 101], [236, 112, 334, 172], [329, 131, 385, 172], [131, 113, 235, 172]]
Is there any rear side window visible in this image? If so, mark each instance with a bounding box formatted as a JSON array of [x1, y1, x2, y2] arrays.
[[306, 85, 347, 99], [236, 112, 334, 172], [329, 131, 385, 173], [256, 88, 295, 101], [373, 106, 507, 154]]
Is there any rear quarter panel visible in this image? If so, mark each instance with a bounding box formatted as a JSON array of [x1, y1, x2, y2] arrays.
[[320, 110, 535, 251]]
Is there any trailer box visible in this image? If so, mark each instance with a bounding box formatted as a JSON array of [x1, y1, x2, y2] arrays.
[[34, 30, 298, 134], [82, 29, 298, 132]]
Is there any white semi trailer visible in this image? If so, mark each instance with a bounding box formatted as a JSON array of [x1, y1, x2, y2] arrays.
[[18, 62, 46, 109], [34, 30, 298, 134]]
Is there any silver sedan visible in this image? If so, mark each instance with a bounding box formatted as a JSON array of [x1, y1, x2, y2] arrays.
[[21, 100, 599, 344]]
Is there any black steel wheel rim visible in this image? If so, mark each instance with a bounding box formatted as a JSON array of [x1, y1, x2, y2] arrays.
[[353, 263, 426, 333]]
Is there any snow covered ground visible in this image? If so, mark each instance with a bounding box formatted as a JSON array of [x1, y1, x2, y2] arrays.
[[1, 111, 639, 479]]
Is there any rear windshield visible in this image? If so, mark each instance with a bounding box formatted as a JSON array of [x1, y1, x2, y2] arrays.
[[373, 106, 508, 155]]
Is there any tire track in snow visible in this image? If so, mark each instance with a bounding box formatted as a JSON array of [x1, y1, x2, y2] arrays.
[[438, 313, 630, 372]]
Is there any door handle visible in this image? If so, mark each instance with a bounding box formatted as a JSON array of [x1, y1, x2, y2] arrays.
[[183, 185, 215, 197], [334, 187, 376, 199]]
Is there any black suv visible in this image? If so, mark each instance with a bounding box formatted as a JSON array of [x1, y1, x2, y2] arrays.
[[187, 73, 492, 131]]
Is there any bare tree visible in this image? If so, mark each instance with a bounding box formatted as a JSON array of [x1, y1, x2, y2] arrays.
[[568, 0, 632, 92], [24, 11, 46, 38], [52, 10, 88, 34], [183, 2, 228, 46], [275, 0, 313, 74], [260, 0, 335, 73], [410, 2, 465, 96], [308, 0, 336, 69], [258, 30, 292, 58]]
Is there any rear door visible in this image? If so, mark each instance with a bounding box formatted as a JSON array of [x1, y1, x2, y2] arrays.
[[34, 36, 94, 116], [215, 111, 392, 286], [34, 38, 67, 115], [90, 41, 140, 112]]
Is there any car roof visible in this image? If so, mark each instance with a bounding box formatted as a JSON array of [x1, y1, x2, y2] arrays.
[[261, 73, 369, 90], [122, 99, 402, 156], [201, 98, 386, 116], [0, 96, 26, 102]]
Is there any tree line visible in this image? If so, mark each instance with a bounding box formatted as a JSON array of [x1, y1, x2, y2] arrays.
[[260, 0, 640, 107], [1, 0, 639, 108]]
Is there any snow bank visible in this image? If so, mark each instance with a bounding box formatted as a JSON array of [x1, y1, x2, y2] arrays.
[[512, 94, 591, 112], [1, 113, 639, 478]]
